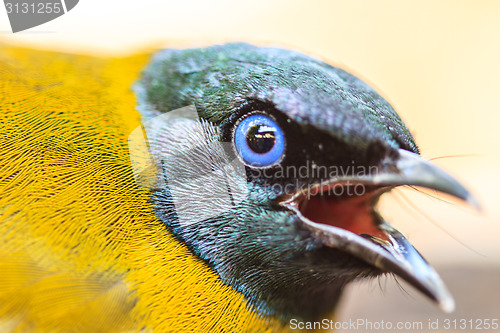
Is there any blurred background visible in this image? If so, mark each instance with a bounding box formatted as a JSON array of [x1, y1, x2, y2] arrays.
[[1, 1, 499, 331]]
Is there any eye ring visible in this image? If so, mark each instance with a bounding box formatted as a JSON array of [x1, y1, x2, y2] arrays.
[[233, 112, 285, 167]]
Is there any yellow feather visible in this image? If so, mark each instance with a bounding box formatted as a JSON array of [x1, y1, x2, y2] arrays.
[[0, 45, 289, 332]]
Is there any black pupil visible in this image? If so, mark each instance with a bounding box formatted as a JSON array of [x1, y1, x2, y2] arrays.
[[246, 124, 276, 154]]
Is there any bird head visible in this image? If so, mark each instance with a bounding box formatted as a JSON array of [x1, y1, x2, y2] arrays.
[[132, 43, 475, 322]]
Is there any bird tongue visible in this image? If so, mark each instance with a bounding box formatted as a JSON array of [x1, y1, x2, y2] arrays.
[[299, 192, 390, 241]]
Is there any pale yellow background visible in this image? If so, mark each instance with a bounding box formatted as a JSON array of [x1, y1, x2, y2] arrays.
[[1, 1, 499, 331]]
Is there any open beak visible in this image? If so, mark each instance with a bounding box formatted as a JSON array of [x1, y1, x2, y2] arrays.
[[278, 149, 479, 313]]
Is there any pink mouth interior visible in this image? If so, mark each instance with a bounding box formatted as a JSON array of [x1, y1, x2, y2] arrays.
[[299, 190, 390, 241]]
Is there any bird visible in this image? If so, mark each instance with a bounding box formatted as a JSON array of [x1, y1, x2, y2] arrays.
[[0, 42, 476, 332]]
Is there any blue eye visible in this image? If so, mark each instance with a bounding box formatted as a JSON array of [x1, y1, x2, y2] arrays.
[[234, 113, 285, 167]]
